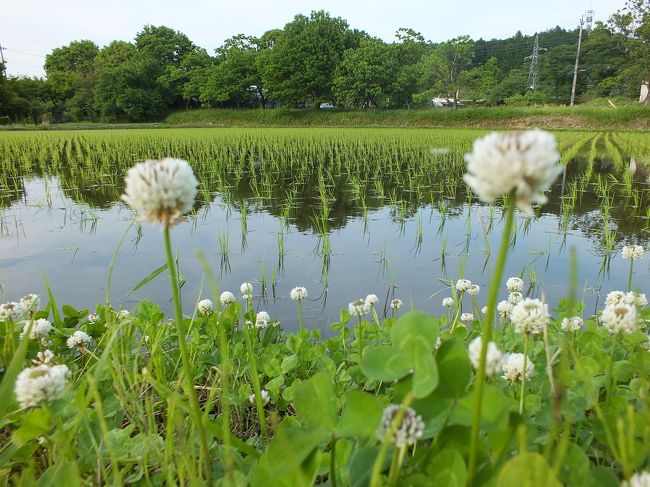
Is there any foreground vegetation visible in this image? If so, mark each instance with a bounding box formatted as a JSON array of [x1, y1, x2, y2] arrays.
[[0, 127, 649, 486]]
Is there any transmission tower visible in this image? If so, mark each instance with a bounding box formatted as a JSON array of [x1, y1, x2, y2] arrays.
[[0, 44, 6, 78], [525, 34, 546, 90]]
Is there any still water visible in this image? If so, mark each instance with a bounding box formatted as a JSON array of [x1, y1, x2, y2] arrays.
[[1, 165, 647, 332]]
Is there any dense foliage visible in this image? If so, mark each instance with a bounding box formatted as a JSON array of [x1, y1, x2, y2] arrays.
[[0, 1, 649, 123]]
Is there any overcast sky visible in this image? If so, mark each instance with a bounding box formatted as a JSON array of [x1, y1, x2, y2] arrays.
[[3, 0, 627, 77]]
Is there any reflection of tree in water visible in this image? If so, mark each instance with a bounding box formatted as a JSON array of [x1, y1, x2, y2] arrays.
[[0, 175, 26, 210], [7, 148, 648, 253]]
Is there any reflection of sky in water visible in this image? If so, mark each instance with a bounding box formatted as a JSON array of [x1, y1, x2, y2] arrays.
[[0, 176, 647, 333]]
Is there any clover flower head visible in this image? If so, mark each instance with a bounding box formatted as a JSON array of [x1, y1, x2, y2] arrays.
[[468, 284, 481, 296], [622, 245, 644, 260], [456, 279, 472, 292], [511, 298, 549, 335], [220, 291, 235, 307], [390, 298, 403, 309], [600, 303, 638, 334], [122, 158, 198, 226], [197, 299, 214, 316], [463, 130, 562, 215], [66, 330, 93, 350], [561, 316, 583, 332], [0, 302, 21, 322], [365, 294, 379, 306], [497, 300, 513, 320], [506, 277, 524, 293], [87, 313, 100, 324], [21, 319, 52, 341], [19, 294, 40, 313], [606, 291, 626, 306], [240, 282, 253, 299], [481, 306, 488, 314], [291, 287, 308, 301], [502, 353, 534, 383], [442, 297, 454, 308], [623, 292, 647, 308], [460, 312, 475, 322], [255, 311, 270, 329], [32, 350, 55, 365], [468, 336, 504, 377], [349, 299, 370, 317], [376, 405, 424, 448], [508, 292, 523, 304], [15, 364, 70, 408]]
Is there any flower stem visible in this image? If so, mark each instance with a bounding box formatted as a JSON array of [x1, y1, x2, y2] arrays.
[[627, 259, 633, 292], [467, 197, 515, 486], [244, 324, 268, 440], [163, 227, 211, 483], [519, 333, 529, 414], [298, 300, 304, 333]]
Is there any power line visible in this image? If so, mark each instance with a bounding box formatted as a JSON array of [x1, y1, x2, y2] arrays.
[[3, 47, 46, 59]]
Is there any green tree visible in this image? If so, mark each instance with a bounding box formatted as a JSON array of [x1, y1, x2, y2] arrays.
[[415, 35, 475, 107], [390, 28, 429, 108], [44, 40, 99, 120], [260, 11, 350, 106], [461, 56, 499, 101], [333, 38, 398, 108], [608, 0, 650, 102]]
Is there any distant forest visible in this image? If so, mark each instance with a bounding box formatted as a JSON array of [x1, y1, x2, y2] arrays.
[[0, 0, 648, 123]]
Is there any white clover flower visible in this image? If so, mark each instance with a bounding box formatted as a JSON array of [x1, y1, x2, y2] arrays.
[[390, 298, 403, 309], [349, 299, 370, 317], [32, 350, 55, 365], [442, 297, 454, 308], [623, 292, 647, 308], [255, 311, 270, 329], [291, 287, 309, 301], [561, 316, 583, 332], [376, 405, 424, 448], [508, 292, 523, 304], [0, 302, 21, 321], [463, 130, 562, 216], [249, 389, 270, 406], [121, 158, 198, 226], [606, 291, 626, 306], [365, 293, 379, 306], [456, 279, 472, 292], [15, 364, 70, 408], [87, 313, 100, 324], [622, 245, 644, 260], [19, 294, 40, 313], [600, 303, 638, 334], [66, 330, 93, 350], [468, 284, 481, 296], [118, 309, 130, 320], [240, 282, 253, 299], [502, 353, 534, 383], [511, 298, 549, 335], [21, 319, 52, 340], [460, 313, 475, 322], [506, 277, 524, 293], [481, 306, 488, 314], [220, 291, 235, 307], [198, 299, 214, 316], [435, 336, 442, 351], [497, 300, 513, 320], [622, 471, 650, 487], [468, 336, 504, 376]]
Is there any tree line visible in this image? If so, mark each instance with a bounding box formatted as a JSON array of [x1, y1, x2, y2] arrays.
[[0, 2, 647, 123]]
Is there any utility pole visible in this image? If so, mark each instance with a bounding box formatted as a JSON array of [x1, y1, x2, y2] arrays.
[[0, 44, 6, 77], [525, 34, 546, 90], [570, 10, 594, 106]]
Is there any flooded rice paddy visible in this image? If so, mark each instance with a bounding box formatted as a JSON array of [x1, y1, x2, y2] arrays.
[[0, 128, 648, 331]]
